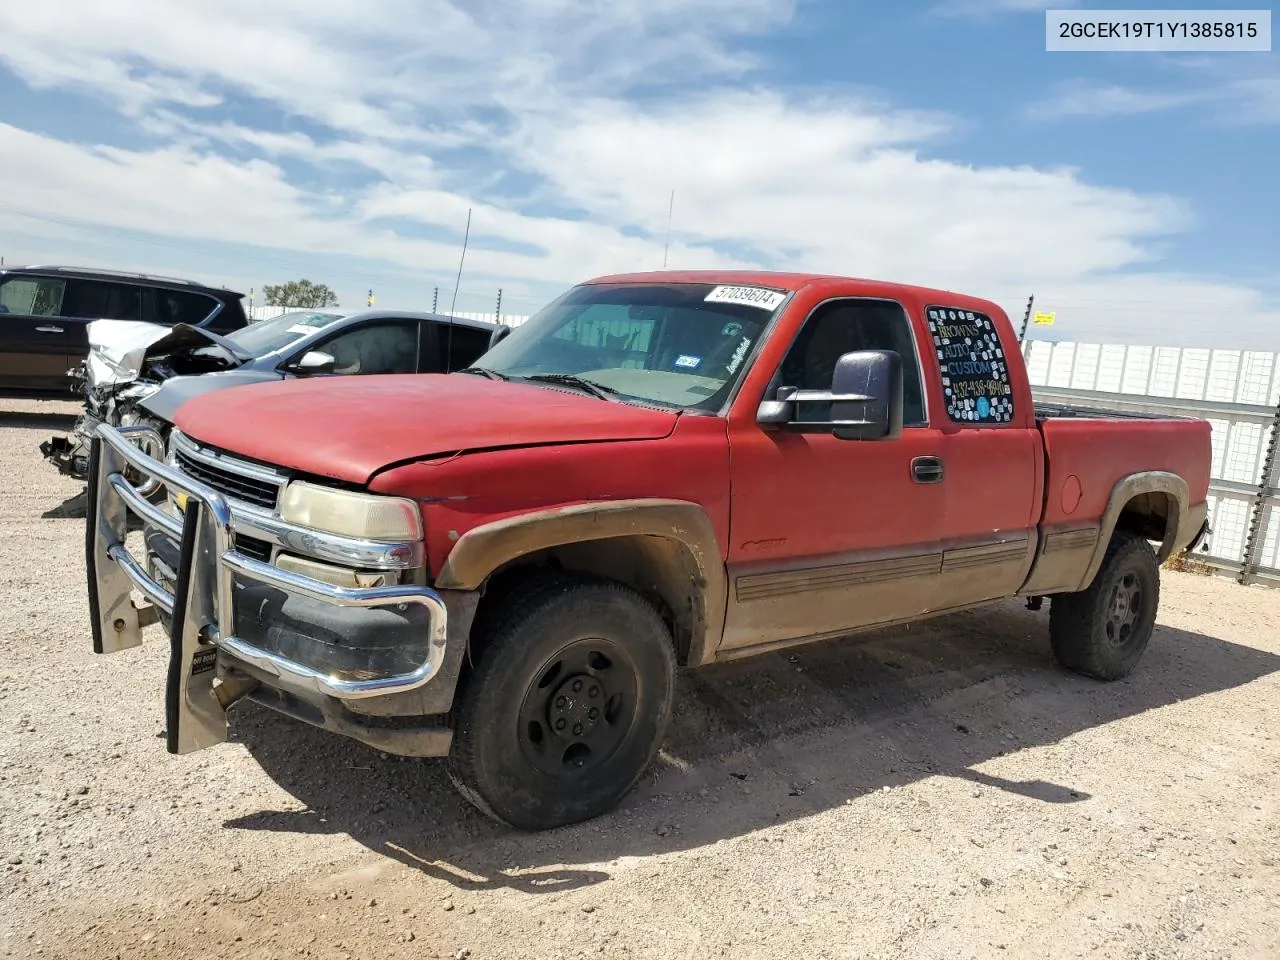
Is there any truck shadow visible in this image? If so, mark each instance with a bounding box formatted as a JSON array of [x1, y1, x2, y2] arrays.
[[225, 599, 1278, 896]]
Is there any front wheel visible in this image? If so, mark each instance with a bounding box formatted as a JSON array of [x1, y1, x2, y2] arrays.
[[448, 576, 676, 830], [1049, 530, 1160, 681]]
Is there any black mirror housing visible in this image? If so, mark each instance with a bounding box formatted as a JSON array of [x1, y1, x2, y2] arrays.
[[489, 325, 512, 350], [830, 349, 903, 440], [755, 350, 903, 440]]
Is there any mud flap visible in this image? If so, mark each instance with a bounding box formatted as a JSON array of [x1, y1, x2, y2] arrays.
[[165, 498, 229, 755]]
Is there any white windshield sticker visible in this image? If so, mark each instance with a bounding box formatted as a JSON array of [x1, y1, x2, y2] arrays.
[[284, 313, 340, 335], [725, 336, 752, 374], [704, 285, 787, 312]]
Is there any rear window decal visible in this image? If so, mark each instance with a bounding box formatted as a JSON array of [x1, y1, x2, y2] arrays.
[[925, 306, 1014, 424]]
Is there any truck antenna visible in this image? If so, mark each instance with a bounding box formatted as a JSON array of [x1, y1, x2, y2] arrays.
[[446, 207, 472, 370], [662, 190, 675, 269]]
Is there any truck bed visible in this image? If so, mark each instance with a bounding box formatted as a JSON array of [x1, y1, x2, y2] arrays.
[[1036, 412, 1212, 531]]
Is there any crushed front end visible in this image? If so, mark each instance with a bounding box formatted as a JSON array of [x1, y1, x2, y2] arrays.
[[85, 424, 475, 756]]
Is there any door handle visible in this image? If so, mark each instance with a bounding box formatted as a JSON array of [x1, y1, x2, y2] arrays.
[[911, 456, 945, 484], [35, 325, 65, 334]]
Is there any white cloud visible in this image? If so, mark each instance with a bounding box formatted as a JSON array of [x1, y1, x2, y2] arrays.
[[510, 89, 1184, 287], [1028, 62, 1280, 123], [1027, 80, 1210, 119], [0, 0, 1275, 348]]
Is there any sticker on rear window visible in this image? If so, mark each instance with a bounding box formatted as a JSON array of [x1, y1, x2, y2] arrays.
[[674, 354, 702, 369], [925, 306, 1014, 424], [704, 286, 787, 312]]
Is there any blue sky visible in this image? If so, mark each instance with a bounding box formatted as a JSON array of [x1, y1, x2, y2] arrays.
[[0, 0, 1275, 346]]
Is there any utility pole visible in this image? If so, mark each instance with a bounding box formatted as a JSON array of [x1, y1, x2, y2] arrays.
[[1016, 294, 1035, 343], [1239, 398, 1280, 585], [495, 288, 503, 322], [432, 287, 439, 313]]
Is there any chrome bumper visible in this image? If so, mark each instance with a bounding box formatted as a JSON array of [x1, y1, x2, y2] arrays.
[[86, 423, 448, 755]]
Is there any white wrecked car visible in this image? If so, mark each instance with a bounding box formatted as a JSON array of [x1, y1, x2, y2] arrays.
[[40, 308, 497, 482]]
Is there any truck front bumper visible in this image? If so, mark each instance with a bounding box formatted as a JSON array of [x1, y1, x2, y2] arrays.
[[86, 423, 471, 757]]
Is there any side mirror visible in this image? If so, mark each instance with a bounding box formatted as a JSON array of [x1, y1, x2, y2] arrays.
[[755, 350, 903, 441], [489, 325, 512, 349], [289, 349, 336, 375]]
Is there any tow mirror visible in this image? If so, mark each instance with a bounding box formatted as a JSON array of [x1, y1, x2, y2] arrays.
[[290, 349, 336, 375], [756, 349, 903, 441]]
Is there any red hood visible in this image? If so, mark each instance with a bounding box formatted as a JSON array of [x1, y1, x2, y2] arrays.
[[173, 374, 680, 485]]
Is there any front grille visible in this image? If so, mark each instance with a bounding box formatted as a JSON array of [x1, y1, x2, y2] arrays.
[[234, 535, 273, 563], [175, 448, 280, 509]]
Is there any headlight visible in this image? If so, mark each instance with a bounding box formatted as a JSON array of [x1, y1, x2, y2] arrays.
[[279, 481, 423, 541], [118, 382, 161, 402]]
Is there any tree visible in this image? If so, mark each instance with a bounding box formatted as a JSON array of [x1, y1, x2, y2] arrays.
[[263, 279, 339, 309]]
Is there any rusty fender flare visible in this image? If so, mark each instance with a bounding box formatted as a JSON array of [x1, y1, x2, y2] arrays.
[[433, 499, 727, 666], [1077, 471, 1196, 591]]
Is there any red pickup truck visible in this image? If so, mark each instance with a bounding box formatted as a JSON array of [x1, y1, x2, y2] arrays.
[[86, 271, 1211, 830]]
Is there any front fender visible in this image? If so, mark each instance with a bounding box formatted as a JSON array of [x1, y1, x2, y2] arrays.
[[434, 498, 727, 666]]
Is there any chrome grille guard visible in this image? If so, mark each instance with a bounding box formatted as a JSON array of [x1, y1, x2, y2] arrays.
[[85, 424, 447, 755]]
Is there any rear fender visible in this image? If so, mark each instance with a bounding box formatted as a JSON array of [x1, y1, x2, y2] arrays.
[[1079, 471, 1194, 590]]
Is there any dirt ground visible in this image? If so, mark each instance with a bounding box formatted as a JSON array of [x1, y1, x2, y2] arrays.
[[0, 398, 1277, 960]]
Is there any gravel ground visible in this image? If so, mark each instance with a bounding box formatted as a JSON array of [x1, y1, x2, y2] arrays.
[[1, 397, 1277, 960]]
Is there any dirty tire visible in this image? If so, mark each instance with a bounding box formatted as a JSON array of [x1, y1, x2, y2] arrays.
[[1049, 530, 1160, 681], [448, 575, 676, 831]]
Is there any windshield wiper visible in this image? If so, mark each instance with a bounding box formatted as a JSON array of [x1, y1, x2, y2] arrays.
[[457, 366, 510, 381], [522, 373, 620, 401]]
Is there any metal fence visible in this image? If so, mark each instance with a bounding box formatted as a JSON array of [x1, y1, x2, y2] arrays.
[[1022, 340, 1280, 587], [247, 305, 531, 326]]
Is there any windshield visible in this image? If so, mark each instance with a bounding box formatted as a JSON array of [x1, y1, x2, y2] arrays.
[[226, 310, 344, 356], [476, 282, 786, 410]]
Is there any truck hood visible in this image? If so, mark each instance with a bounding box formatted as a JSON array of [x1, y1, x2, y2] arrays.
[[173, 374, 681, 484], [138, 369, 284, 423]]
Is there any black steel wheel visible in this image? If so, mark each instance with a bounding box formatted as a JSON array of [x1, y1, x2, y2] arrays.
[[448, 575, 676, 830], [517, 638, 639, 778], [1050, 530, 1160, 681]]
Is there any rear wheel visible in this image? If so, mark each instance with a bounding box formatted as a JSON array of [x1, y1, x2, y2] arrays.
[[448, 575, 676, 830], [1049, 531, 1160, 680]]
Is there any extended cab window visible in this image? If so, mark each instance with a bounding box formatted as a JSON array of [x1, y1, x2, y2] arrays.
[[0, 277, 65, 317], [440, 325, 491, 372], [923, 306, 1015, 424], [476, 282, 782, 410], [778, 299, 926, 426]]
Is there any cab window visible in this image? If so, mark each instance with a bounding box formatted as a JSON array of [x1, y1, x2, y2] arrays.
[[777, 298, 926, 425]]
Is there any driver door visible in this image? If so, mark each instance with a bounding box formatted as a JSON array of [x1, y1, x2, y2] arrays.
[[722, 298, 946, 651]]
